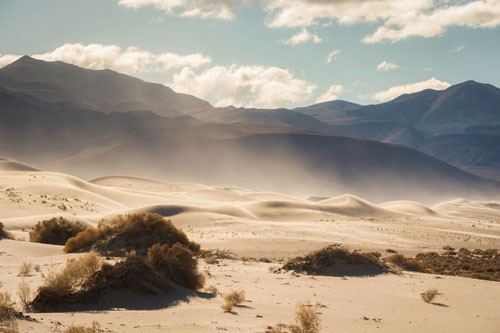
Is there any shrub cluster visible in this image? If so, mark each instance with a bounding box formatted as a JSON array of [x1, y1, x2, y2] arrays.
[[31, 214, 205, 311], [29, 217, 87, 245], [64, 213, 199, 256]]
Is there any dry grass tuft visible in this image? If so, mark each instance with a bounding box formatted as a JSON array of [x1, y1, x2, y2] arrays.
[[289, 301, 321, 333], [18, 262, 33, 277], [0, 291, 17, 321], [17, 280, 33, 311], [0, 222, 14, 240], [420, 288, 439, 303], [63, 321, 101, 333], [64, 213, 199, 256], [29, 217, 87, 245], [221, 290, 246, 312], [283, 244, 386, 275]]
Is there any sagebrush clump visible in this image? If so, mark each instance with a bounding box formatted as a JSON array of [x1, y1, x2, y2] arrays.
[[29, 217, 87, 245], [64, 213, 199, 256]]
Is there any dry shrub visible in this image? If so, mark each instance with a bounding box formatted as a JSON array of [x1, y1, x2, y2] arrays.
[[0, 291, 17, 321], [64, 213, 199, 256], [289, 301, 321, 333], [31, 252, 104, 310], [63, 321, 100, 333], [421, 288, 439, 303], [221, 290, 245, 312], [18, 262, 33, 277], [147, 243, 205, 290], [0, 222, 13, 240], [29, 217, 87, 245], [17, 280, 33, 311], [283, 244, 386, 275], [385, 254, 426, 272]]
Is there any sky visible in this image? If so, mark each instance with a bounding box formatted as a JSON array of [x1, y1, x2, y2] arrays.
[[1, 0, 499, 109]]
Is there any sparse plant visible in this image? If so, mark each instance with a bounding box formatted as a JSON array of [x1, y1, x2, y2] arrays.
[[0, 291, 17, 321], [29, 217, 87, 245], [0, 222, 14, 240], [18, 262, 33, 277], [221, 290, 245, 312], [421, 288, 439, 303], [289, 301, 321, 333], [17, 279, 33, 311], [63, 321, 100, 333]]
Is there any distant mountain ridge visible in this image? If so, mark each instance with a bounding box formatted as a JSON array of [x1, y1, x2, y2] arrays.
[[0, 55, 210, 117], [1, 56, 499, 199]]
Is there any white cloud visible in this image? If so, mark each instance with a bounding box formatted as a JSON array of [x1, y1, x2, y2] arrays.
[[326, 49, 341, 64], [377, 61, 400, 71], [316, 85, 344, 103], [264, 0, 500, 43], [0, 43, 212, 74], [170, 64, 317, 108], [0, 54, 22, 68], [281, 28, 322, 45], [117, 0, 242, 20], [373, 77, 451, 102]]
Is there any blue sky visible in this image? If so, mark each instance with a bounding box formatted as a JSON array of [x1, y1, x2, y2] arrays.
[[1, 0, 499, 108]]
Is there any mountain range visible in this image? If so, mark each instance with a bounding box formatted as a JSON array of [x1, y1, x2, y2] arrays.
[[0, 56, 499, 202]]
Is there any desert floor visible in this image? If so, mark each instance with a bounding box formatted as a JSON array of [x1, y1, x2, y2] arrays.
[[0, 159, 499, 332]]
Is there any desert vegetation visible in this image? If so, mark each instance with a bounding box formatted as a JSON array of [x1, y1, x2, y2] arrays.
[[421, 288, 439, 303], [282, 244, 387, 275], [385, 248, 500, 281], [29, 217, 87, 245], [0, 222, 13, 240], [221, 290, 246, 312], [267, 301, 321, 333], [64, 213, 200, 256], [30, 215, 205, 310], [63, 321, 100, 333], [0, 291, 19, 332]]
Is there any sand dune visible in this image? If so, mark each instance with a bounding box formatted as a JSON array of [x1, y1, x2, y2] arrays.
[[380, 200, 440, 216], [0, 158, 39, 172], [318, 194, 400, 217]]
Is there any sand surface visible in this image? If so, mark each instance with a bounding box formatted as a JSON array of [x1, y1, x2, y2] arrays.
[[1, 159, 499, 332]]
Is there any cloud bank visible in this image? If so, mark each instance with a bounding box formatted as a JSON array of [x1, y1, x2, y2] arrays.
[[281, 28, 322, 45], [170, 64, 317, 108], [316, 85, 344, 103], [373, 77, 451, 102]]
